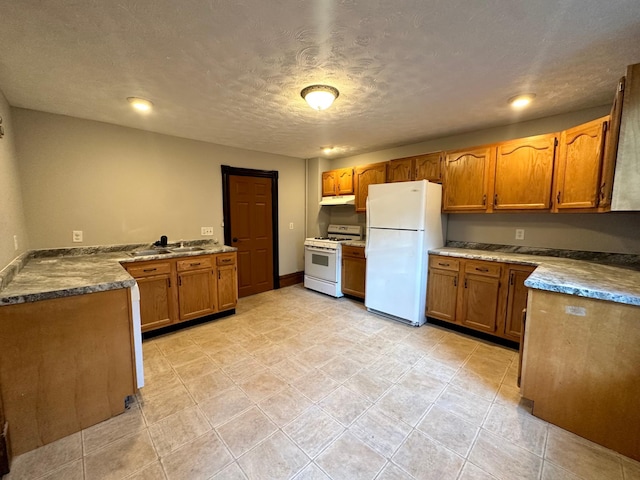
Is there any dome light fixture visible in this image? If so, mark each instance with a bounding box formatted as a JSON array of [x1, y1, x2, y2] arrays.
[[127, 97, 153, 113], [508, 93, 536, 109], [301, 85, 339, 111], [322, 146, 334, 155]]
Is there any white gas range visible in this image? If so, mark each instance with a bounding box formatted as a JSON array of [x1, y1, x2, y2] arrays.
[[304, 224, 363, 297]]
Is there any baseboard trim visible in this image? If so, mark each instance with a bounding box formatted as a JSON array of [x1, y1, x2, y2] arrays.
[[279, 271, 304, 288]]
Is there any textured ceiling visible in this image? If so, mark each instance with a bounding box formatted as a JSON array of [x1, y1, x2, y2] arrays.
[[1, 0, 639, 159]]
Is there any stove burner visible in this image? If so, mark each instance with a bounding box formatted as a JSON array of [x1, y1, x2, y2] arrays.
[[314, 237, 329, 240]]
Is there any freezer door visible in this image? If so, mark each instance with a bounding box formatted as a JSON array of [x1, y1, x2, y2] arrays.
[[368, 180, 427, 230], [365, 228, 427, 324]]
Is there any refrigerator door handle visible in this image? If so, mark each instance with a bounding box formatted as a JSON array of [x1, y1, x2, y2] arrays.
[[365, 196, 370, 258]]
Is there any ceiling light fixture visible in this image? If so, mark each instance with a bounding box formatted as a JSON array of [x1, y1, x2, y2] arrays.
[[127, 97, 153, 113], [322, 146, 334, 155], [508, 93, 536, 109], [301, 85, 339, 111]]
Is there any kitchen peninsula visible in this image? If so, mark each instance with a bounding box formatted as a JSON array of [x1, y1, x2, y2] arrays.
[[0, 242, 237, 457]]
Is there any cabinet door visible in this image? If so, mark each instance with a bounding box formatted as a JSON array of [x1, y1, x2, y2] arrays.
[[443, 147, 493, 212], [494, 134, 556, 210], [336, 168, 354, 195], [426, 268, 459, 322], [415, 152, 443, 183], [599, 78, 625, 209], [354, 162, 387, 213], [504, 266, 535, 341], [554, 117, 607, 210], [217, 264, 238, 311], [322, 171, 337, 196], [178, 269, 216, 321], [459, 261, 501, 333], [387, 158, 414, 183], [341, 247, 366, 299], [136, 274, 174, 332]]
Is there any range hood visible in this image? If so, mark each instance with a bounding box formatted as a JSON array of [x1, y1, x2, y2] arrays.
[[319, 195, 356, 206]]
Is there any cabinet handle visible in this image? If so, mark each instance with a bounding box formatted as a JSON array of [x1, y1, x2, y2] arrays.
[[475, 267, 489, 272], [178, 277, 182, 286], [167, 278, 171, 288], [453, 277, 457, 287], [189, 262, 201, 267], [482, 194, 486, 206], [143, 268, 157, 272], [509, 272, 514, 285], [438, 262, 450, 267], [557, 191, 561, 204], [464, 278, 468, 288], [220, 258, 232, 263], [218, 271, 221, 280], [494, 194, 498, 206]]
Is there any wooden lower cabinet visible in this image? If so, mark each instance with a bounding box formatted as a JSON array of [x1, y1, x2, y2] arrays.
[[426, 254, 534, 342], [124, 252, 237, 333], [341, 245, 366, 299]]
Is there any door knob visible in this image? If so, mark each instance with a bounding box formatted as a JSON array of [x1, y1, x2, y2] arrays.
[[232, 237, 238, 242]]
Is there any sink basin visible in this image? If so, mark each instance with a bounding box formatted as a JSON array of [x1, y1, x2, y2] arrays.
[[129, 249, 171, 257], [169, 246, 204, 253]]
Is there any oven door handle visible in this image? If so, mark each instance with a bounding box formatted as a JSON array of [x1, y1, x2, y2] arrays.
[[305, 246, 336, 254]]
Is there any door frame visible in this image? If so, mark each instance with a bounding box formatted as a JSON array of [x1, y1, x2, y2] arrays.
[[221, 165, 280, 290]]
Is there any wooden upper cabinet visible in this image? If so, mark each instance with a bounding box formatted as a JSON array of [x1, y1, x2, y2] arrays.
[[553, 116, 608, 210], [443, 147, 494, 212], [387, 157, 414, 183], [494, 134, 557, 210], [415, 152, 443, 183], [387, 152, 443, 183], [354, 162, 387, 212], [322, 168, 353, 196], [599, 78, 625, 210]]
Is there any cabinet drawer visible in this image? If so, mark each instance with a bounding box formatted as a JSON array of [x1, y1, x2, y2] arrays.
[[177, 256, 212, 272], [429, 256, 459, 271], [127, 262, 172, 278], [342, 245, 365, 258], [216, 254, 236, 266], [464, 260, 501, 277]]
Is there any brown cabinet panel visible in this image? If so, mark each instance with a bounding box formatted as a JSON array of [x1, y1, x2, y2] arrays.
[[136, 274, 174, 332], [426, 268, 458, 322], [415, 152, 443, 183], [177, 256, 213, 272], [387, 158, 414, 183], [428, 255, 459, 271], [322, 168, 353, 196], [443, 147, 493, 212], [178, 268, 216, 321], [341, 246, 366, 299], [459, 272, 501, 333], [217, 264, 238, 311], [494, 134, 556, 210], [126, 261, 172, 278], [600, 78, 625, 209], [554, 117, 608, 210], [504, 266, 535, 341], [354, 162, 387, 213]]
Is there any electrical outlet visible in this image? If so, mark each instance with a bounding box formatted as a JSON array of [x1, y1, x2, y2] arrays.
[[72, 230, 83, 242], [201, 227, 214, 236], [13, 235, 18, 250], [289, 222, 294, 230], [515, 229, 525, 240]]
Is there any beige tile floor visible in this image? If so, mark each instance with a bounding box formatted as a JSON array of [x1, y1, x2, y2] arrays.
[[5, 285, 640, 480]]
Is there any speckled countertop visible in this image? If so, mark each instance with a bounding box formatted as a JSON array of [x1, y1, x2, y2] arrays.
[[430, 245, 640, 307], [0, 243, 236, 306], [342, 240, 366, 247]]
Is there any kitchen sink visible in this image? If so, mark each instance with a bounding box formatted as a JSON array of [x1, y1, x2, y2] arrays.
[[169, 246, 204, 253], [129, 249, 171, 257]]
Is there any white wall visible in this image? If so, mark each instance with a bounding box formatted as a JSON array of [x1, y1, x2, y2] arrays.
[[0, 91, 29, 268], [315, 105, 640, 254], [13, 108, 307, 275]]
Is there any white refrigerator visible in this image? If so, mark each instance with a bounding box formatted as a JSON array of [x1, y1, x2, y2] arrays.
[[365, 180, 446, 326]]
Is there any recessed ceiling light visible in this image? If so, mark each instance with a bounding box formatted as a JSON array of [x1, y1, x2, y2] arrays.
[[127, 97, 153, 113], [301, 85, 339, 111], [508, 94, 536, 109], [322, 146, 334, 155]]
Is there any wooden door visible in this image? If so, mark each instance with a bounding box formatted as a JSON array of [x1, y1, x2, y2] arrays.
[[227, 173, 275, 297], [443, 147, 493, 212], [426, 268, 459, 322], [354, 162, 387, 212], [336, 168, 354, 195], [494, 134, 556, 210], [178, 269, 215, 321], [322, 171, 337, 196], [341, 246, 366, 299], [415, 152, 443, 183], [135, 274, 174, 332], [554, 117, 607, 210], [459, 261, 501, 333], [504, 266, 535, 341], [387, 158, 414, 183], [217, 264, 238, 311], [600, 78, 625, 209]]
